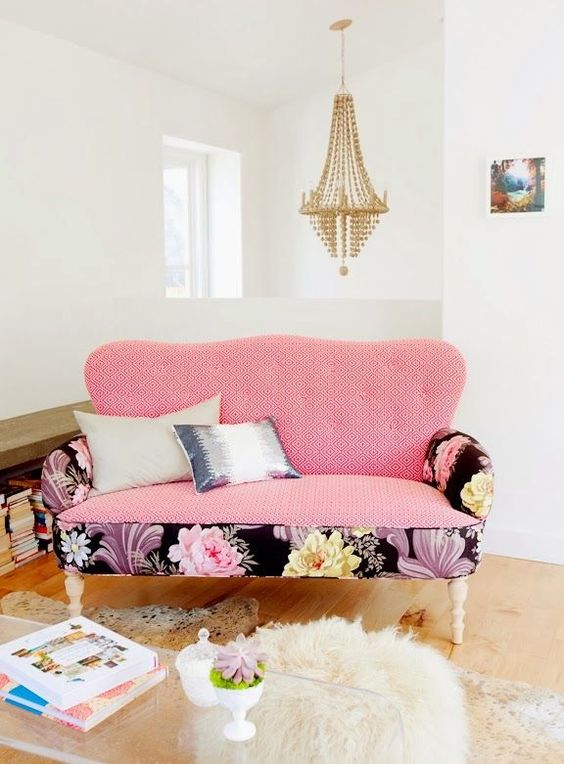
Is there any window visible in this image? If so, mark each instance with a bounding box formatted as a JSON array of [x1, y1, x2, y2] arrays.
[[162, 137, 242, 298], [163, 147, 208, 298]]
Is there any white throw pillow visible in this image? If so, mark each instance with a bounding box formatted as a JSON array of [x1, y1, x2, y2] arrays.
[[74, 396, 221, 496]]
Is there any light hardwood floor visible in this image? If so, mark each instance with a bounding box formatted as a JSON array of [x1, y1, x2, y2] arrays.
[[1, 552, 562, 695]]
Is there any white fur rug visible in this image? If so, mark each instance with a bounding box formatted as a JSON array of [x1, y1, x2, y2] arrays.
[[186, 617, 564, 764], [192, 617, 467, 764]]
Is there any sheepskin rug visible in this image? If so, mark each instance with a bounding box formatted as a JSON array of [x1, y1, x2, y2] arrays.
[[192, 617, 467, 764]]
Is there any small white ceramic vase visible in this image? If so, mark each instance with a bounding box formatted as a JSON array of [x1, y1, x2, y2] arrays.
[[176, 628, 218, 707], [214, 682, 264, 741]]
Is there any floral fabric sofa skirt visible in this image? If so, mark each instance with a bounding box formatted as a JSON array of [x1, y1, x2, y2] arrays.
[[54, 518, 484, 581]]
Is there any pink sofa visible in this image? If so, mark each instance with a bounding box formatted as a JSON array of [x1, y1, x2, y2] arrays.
[[42, 336, 493, 643]]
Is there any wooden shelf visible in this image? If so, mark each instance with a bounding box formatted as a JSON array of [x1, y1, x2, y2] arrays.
[[0, 401, 94, 472]]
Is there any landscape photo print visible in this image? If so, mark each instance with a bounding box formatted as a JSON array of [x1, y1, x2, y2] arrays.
[[489, 157, 545, 214]]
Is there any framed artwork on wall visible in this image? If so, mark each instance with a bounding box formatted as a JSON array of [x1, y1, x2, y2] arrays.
[[488, 156, 546, 215]]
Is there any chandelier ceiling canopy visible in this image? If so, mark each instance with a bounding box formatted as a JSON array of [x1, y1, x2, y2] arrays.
[[300, 19, 389, 276]]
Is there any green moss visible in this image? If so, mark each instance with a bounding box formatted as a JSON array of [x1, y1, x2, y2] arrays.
[[209, 663, 266, 690]]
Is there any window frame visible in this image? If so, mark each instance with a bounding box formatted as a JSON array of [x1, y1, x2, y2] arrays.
[[162, 146, 209, 299]]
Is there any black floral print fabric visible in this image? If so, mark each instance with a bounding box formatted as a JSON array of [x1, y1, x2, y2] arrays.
[[423, 429, 494, 520]]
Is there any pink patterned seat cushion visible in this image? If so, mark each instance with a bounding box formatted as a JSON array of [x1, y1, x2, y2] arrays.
[[84, 337, 465, 481], [58, 475, 479, 529]]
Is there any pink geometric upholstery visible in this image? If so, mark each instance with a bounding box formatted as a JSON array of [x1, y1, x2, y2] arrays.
[[58, 475, 478, 529], [85, 337, 465, 481]]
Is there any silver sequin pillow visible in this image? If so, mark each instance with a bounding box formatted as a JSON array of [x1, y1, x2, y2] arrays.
[[173, 417, 301, 493]]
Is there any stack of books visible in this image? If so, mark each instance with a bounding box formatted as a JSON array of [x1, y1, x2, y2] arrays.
[[3, 486, 42, 568], [0, 617, 166, 731], [9, 477, 53, 553], [0, 491, 14, 576]]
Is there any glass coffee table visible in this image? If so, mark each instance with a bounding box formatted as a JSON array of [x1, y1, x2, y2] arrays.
[[0, 615, 404, 763]]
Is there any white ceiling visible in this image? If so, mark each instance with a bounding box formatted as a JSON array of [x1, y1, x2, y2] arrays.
[[0, 0, 443, 107]]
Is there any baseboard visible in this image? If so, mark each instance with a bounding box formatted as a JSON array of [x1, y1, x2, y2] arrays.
[[483, 527, 564, 565]]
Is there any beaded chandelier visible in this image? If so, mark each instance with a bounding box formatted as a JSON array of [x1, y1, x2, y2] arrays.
[[300, 19, 389, 276]]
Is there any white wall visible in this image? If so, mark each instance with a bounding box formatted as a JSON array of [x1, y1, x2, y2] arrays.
[[0, 19, 442, 420], [104, 298, 441, 345], [208, 149, 242, 298], [444, 0, 564, 564], [265, 39, 444, 299], [0, 19, 266, 418]]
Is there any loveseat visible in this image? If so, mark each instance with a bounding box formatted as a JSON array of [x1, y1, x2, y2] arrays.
[[42, 336, 493, 644]]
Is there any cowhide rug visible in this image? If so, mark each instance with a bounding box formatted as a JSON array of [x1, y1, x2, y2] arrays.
[[0, 590, 259, 649]]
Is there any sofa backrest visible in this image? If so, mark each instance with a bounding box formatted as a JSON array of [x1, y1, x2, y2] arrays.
[[84, 336, 465, 481]]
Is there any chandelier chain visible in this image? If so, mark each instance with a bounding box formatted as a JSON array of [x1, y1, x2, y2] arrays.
[[340, 29, 345, 90]]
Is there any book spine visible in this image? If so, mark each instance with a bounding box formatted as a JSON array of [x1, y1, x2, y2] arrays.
[[2, 475, 52, 565]]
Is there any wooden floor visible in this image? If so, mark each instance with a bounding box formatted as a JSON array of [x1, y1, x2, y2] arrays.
[[1, 552, 563, 695]]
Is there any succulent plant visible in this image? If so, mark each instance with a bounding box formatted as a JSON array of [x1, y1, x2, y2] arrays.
[[210, 634, 267, 689]]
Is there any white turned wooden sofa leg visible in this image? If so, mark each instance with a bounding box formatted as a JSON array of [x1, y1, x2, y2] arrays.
[[448, 576, 468, 645], [65, 571, 85, 617]]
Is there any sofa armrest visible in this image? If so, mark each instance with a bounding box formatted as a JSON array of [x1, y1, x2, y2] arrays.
[[423, 428, 493, 520], [41, 436, 93, 516]]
